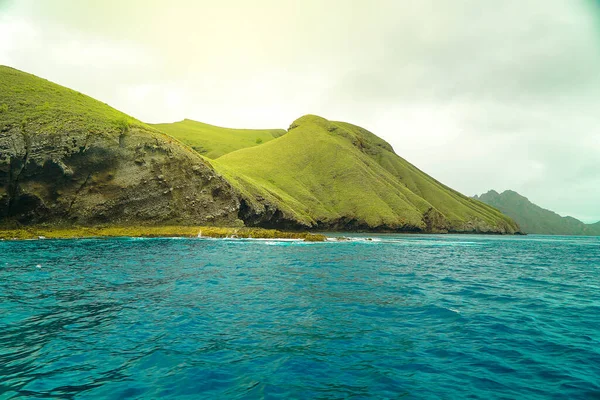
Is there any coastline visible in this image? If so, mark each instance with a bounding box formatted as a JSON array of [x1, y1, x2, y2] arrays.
[[0, 226, 328, 242], [0, 225, 528, 241]]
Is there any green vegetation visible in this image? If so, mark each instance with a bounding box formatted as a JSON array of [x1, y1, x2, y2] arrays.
[[0, 226, 327, 241], [0, 66, 145, 138], [151, 119, 285, 159], [474, 190, 600, 235], [115, 117, 130, 133], [212, 115, 519, 233], [0, 66, 241, 227]]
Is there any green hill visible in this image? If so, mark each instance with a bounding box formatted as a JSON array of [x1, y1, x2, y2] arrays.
[[212, 115, 520, 233], [0, 66, 521, 234], [150, 119, 285, 158], [0, 66, 240, 226], [474, 190, 600, 235]]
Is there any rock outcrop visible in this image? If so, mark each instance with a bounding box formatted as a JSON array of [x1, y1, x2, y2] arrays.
[[0, 66, 240, 226]]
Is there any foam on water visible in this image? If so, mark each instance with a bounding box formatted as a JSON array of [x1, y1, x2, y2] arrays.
[[1, 234, 599, 398]]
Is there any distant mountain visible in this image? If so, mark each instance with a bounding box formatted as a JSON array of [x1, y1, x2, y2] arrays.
[[474, 190, 600, 235]]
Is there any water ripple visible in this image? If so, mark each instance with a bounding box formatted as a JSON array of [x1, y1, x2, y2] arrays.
[[1, 234, 599, 398]]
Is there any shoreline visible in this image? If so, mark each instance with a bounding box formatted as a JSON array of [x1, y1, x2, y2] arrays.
[[0, 225, 529, 241], [0, 226, 328, 242]]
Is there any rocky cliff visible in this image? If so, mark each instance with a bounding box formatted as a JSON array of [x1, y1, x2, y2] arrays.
[[0, 66, 240, 226]]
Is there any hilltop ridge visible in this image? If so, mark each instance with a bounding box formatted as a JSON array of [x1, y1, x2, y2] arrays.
[[211, 114, 520, 233], [150, 119, 285, 158]]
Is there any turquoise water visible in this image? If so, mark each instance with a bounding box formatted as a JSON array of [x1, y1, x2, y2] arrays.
[[1, 235, 599, 399]]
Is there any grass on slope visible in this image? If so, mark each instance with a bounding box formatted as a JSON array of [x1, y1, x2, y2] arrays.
[[0, 65, 205, 164], [327, 119, 517, 229], [151, 119, 286, 159], [213, 116, 429, 229], [333, 122, 517, 229], [0, 66, 143, 138], [214, 115, 519, 232]]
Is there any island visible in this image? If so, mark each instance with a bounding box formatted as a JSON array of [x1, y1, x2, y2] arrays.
[[0, 66, 521, 236]]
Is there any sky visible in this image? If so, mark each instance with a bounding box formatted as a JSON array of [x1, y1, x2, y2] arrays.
[[1, 0, 599, 222]]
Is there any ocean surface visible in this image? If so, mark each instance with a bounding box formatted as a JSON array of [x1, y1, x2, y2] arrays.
[[1, 234, 599, 399]]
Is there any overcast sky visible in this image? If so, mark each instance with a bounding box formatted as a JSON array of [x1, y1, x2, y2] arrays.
[[1, 0, 599, 222]]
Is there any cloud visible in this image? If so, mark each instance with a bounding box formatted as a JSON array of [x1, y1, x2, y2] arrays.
[[1, 0, 599, 221], [320, 0, 600, 222]]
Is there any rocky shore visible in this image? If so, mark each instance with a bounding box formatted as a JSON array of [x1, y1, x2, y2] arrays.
[[0, 226, 327, 241]]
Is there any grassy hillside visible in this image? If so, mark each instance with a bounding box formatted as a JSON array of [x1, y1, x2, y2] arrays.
[[474, 190, 600, 235], [333, 120, 516, 229], [151, 119, 285, 158], [0, 67, 145, 137], [213, 115, 519, 233], [0, 66, 240, 226]]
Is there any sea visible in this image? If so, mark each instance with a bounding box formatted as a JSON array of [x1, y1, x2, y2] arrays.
[[1, 234, 599, 399]]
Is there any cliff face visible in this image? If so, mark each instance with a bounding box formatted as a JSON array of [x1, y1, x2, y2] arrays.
[[0, 66, 240, 226], [0, 127, 240, 226]]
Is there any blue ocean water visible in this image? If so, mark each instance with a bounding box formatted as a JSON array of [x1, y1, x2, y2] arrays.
[[0, 235, 599, 399]]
